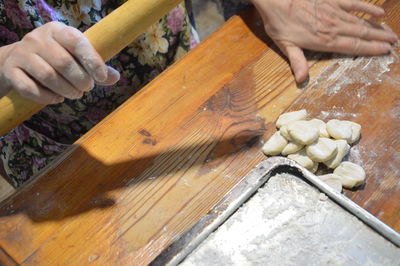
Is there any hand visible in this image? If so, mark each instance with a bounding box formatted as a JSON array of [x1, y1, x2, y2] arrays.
[[249, 0, 398, 83], [0, 21, 120, 104]]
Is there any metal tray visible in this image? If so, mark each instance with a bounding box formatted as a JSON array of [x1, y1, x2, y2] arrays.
[[152, 157, 400, 265]]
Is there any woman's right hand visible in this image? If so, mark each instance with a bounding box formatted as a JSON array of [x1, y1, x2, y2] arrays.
[[0, 21, 120, 104]]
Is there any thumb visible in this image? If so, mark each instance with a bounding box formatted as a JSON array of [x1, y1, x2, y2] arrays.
[[285, 45, 309, 84], [96, 66, 120, 86]]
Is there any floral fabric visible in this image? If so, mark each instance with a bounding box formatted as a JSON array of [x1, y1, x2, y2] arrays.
[[0, 0, 196, 187]]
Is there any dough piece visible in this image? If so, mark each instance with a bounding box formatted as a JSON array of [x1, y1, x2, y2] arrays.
[[333, 161, 366, 189], [309, 119, 330, 138], [306, 137, 338, 162], [326, 119, 352, 142], [276, 109, 307, 128], [282, 142, 304, 155], [343, 121, 361, 144], [318, 174, 343, 192], [288, 149, 314, 170], [287, 120, 320, 145], [279, 124, 292, 141], [324, 140, 351, 169], [262, 131, 288, 156]]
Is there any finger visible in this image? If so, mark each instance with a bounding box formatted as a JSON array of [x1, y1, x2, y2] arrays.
[[52, 26, 108, 82], [381, 24, 396, 34], [9, 68, 64, 105], [38, 39, 95, 92], [96, 66, 121, 86], [338, 20, 398, 43], [285, 46, 309, 83], [21, 54, 83, 100], [338, 9, 366, 24], [339, 0, 384, 17], [326, 37, 392, 55]]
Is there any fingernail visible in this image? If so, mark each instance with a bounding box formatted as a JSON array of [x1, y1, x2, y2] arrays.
[[108, 66, 120, 79], [391, 33, 398, 41], [297, 76, 310, 88], [95, 67, 107, 82]]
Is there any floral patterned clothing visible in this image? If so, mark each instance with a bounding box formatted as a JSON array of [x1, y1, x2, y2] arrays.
[[0, 0, 196, 187]]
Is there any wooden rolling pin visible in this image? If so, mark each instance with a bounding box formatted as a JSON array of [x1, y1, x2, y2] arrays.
[[0, 0, 182, 136]]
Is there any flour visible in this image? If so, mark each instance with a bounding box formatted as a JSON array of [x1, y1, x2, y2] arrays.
[[181, 174, 399, 266], [310, 43, 398, 96], [347, 146, 363, 166]]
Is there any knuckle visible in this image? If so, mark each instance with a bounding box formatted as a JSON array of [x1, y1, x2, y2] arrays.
[[45, 21, 65, 32], [316, 32, 336, 48], [359, 26, 369, 39], [351, 38, 362, 52], [22, 32, 40, 44], [356, 18, 365, 27], [11, 45, 27, 58], [326, 26, 339, 39], [63, 27, 82, 44], [47, 21, 63, 27], [324, 38, 337, 48], [82, 78, 94, 90], [54, 54, 74, 70], [36, 67, 57, 83]]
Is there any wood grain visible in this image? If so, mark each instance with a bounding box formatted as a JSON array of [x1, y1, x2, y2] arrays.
[[0, 1, 399, 264]]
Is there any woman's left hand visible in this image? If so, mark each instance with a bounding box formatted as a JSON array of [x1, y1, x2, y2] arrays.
[[249, 0, 398, 83]]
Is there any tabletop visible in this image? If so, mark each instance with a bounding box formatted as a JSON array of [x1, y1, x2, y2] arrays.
[[0, 0, 399, 265]]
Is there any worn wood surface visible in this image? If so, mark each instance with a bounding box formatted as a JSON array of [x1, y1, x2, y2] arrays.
[[0, 0, 399, 264]]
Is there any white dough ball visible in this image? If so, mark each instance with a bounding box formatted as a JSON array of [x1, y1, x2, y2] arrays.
[[288, 148, 315, 170], [343, 121, 361, 144], [287, 120, 320, 145], [282, 142, 304, 155], [262, 131, 288, 156], [324, 140, 351, 169], [309, 119, 330, 138], [279, 124, 292, 141], [326, 119, 353, 142], [318, 174, 343, 192], [306, 137, 338, 162], [334, 161, 366, 189], [276, 109, 307, 128]]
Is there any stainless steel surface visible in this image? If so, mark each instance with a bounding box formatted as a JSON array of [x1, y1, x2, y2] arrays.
[[152, 157, 400, 265]]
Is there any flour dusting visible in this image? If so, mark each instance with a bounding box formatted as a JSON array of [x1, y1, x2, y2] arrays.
[[181, 174, 399, 266], [310, 43, 399, 96]]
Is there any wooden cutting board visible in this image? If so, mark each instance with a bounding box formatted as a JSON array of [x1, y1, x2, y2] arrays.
[[0, 0, 399, 265]]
